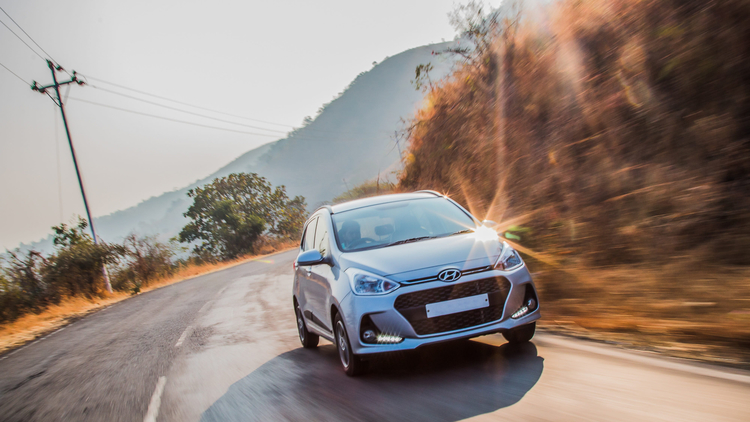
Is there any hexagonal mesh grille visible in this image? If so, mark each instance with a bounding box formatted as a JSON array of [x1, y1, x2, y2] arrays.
[[394, 277, 510, 335]]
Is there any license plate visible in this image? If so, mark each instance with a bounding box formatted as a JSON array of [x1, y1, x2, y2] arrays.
[[425, 294, 489, 318]]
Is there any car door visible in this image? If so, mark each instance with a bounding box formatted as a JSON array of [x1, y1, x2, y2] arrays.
[[297, 216, 318, 322], [307, 213, 335, 332]]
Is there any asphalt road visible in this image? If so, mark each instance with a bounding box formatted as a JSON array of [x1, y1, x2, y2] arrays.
[[1, 249, 748, 421]]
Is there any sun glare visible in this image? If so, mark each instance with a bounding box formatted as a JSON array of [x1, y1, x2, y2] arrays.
[[473, 225, 500, 242]]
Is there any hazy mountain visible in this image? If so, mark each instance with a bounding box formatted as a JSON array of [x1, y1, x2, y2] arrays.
[[17, 42, 456, 255]]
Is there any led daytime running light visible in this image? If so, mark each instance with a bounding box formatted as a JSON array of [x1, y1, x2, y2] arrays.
[[512, 306, 530, 319], [376, 334, 403, 344]]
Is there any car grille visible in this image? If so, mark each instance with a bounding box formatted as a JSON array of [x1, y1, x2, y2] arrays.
[[393, 277, 510, 335], [404, 265, 492, 284]]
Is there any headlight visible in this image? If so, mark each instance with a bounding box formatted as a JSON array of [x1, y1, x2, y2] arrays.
[[346, 268, 400, 295], [494, 241, 523, 271]]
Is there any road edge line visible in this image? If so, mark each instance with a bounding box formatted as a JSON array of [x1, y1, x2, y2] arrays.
[[536, 333, 750, 384]]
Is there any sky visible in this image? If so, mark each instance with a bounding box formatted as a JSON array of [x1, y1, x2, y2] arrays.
[[0, 0, 506, 250]]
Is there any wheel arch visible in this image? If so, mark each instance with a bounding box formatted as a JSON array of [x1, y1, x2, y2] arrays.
[[330, 303, 341, 328]]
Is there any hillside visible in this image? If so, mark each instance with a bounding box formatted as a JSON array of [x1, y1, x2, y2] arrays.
[[19, 42, 456, 254], [399, 1, 750, 364]]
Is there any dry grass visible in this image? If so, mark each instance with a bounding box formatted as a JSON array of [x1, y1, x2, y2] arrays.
[[530, 258, 750, 367], [0, 242, 297, 355], [0, 293, 129, 355], [399, 0, 750, 366]]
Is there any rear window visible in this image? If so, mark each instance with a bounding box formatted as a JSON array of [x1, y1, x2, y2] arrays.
[[332, 197, 476, 252]]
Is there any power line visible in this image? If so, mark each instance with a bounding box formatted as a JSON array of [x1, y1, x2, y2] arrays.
[[0, 61, 29, 84], [68, 97, 284, 137], [81, 75, 386, 137], [0, 18, 46, 61], [89, 85, 288, 134], [0, 6, 58, 63], [68, 97, 357, 142], [83, 75, 296, 128]]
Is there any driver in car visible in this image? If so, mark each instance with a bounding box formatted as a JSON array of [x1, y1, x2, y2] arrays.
[[339, 220, 361, 250]]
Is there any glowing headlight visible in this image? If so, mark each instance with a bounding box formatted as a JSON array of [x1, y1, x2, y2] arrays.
[[346, 268, 400, 295], [494, 241, 523, 271]]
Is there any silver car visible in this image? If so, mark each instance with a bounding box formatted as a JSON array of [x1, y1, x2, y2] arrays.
[[293, 191, 540, 376]]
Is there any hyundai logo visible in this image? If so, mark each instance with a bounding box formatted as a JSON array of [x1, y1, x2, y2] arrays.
[[438, 269, 462, 282]]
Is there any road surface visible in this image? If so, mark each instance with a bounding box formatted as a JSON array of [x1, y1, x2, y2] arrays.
[[1, 249, 748, 421]]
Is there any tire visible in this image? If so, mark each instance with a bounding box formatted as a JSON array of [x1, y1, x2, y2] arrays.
[[503, 322, 536, 344], [295, 302, 319, 349], [334, 313, 366, 376]]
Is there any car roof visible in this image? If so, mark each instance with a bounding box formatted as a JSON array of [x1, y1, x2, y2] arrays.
[[328, 191, 444, 214]]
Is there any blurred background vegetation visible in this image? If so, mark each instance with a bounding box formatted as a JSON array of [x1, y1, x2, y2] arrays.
[[0, 172, 305, 325], [399, 0, 750, 365]]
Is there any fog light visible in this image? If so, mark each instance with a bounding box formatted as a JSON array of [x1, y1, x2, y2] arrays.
[[376, 334, 403, 344], [362, 329, 377, 343], [527, 298, 537, 309]]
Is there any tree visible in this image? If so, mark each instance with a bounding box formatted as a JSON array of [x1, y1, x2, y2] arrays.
[[272, 195, 308, 240], [44, 217, 124, 298], [113, 234, 176, 292], [1, 250, 50, 318], [179, 173, 307, 260]]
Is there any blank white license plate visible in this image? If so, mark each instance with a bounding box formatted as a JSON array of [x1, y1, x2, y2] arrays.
[[425, 293, 489, 318]]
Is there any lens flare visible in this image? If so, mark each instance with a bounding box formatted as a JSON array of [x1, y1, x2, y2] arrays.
[[473, 225, 500, 242]]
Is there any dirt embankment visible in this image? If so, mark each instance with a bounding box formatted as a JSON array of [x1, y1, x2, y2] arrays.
[[399, 0, 750, 367]]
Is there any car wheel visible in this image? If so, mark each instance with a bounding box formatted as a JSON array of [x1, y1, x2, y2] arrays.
[[295, 302, 319, 348], [503, 322, 536, 344], [334, 313, 366, 376]]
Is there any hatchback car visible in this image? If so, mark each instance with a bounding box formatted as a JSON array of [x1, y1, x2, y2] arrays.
[[293, 191, 540, 376]]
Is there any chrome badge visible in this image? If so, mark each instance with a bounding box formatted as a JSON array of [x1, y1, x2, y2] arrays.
[[438, 268, 462, 282]]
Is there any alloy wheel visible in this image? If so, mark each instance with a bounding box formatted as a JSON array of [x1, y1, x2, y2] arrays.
[[336, 321, 350, 368], [295, 306, 305, 343]]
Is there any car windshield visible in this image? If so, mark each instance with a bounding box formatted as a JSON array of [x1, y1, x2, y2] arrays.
[[332, 197, 477, 252]]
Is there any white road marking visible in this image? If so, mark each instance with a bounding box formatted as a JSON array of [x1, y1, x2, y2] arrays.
[[143, 376, 167, 422], [40, 326, 66, 341], [198, 301, 212, 314], [0, 325, 70, 361], [175, 326, 193, 348]]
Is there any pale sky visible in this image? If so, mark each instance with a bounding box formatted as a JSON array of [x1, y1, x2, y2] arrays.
[[0, 0, 503, 250]]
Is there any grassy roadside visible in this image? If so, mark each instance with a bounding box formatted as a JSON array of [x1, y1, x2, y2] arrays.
[[529, 257, 750, 370], [0, 244, 297, 356], [536, 322, 750, 371]]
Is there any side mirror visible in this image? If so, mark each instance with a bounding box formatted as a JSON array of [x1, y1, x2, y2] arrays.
[[297, 249, 324, 266], [482, 220, 498, 228]]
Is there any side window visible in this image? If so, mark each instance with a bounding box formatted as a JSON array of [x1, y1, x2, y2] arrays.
[[314, 215, 330, 257], [301, 217, 318, 251]]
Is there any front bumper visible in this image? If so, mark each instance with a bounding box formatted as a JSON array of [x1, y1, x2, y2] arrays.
[[340, 265, 540, 355]]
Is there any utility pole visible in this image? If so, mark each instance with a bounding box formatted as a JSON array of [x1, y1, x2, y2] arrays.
[[32, 60, 113, 293]]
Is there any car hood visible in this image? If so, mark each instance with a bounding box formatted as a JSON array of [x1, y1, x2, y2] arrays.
[[338, 234, 503, 282]]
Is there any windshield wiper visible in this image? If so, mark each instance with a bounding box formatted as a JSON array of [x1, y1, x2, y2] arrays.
[[448, 229, 473, 236], [387, 236, 435, 246]]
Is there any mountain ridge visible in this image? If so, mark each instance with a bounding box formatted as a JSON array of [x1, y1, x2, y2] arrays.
[[16, 41, 456, 255]]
